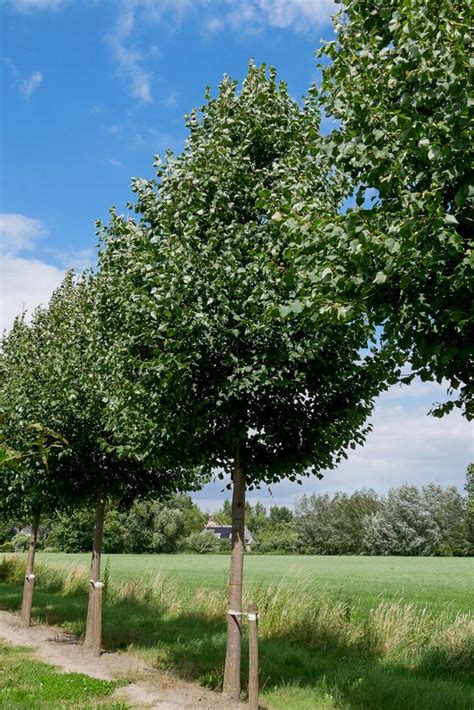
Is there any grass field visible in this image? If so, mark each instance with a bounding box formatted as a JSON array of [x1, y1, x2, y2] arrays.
[[37, 552, 474, 616], [1, 554, 473, 709]]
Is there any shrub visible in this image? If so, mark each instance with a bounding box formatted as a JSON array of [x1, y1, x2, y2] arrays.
[[181, 531, 221, 554], [10, 533, 30, 553]]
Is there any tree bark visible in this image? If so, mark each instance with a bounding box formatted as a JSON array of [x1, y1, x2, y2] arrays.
[[20, 510, 40, 627], [223, 443, 246, 700], [84, 495, 106, 650]]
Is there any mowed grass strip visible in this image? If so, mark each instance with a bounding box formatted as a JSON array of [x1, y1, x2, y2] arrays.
[[1, 555, 473, 709], [0, 640, 126, 709]]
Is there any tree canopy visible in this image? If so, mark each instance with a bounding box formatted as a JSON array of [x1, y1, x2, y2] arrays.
[[285, 0, 473, 418], [97, 63, 393, 486]]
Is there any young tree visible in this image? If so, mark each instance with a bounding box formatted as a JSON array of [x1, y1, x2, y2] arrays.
[[1, 275, 199, 650], [362, 485, 435, 556], [289, 0, 473, 418], [422, 483, 468, 556], [295, 489, 380, 554], [97, 64, 395, 697], [0, 318, 71, 626]]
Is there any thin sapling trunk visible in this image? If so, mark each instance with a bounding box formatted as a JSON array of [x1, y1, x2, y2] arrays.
[[20, 509, 40, 627], [223, 443, 246, 700], [84, 495, 106, 654]]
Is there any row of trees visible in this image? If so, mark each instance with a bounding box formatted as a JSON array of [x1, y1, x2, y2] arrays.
[[3, 477, 472, 557], [1, 0, 472, 698], [296, 482, 472, 557]]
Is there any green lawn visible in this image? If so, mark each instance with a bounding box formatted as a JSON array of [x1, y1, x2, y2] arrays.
[[1, 554, 472, 709], [0, 641, 125, 709]]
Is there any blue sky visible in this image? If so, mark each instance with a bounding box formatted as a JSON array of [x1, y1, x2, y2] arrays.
[[1, 0, 472, 509]]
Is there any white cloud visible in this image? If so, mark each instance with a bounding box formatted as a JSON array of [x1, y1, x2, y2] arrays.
[[4, 0, 66, 11], [106, 158, 123, 168], [250, 0, 336, 31], [209, 0, 337, 34], [0, 213, 47, 254], [0, 212, 95, 334], [19, 70, 43, 99], [324, 397, 471, 492], [1, 256, 64, 334], [192, 381, 473, 510]]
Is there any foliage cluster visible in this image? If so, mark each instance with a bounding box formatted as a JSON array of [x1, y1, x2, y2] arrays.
[[284, 0, 473, 418]]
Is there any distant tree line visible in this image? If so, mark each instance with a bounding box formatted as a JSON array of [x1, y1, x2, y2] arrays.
[[2, 474, 472, 557]]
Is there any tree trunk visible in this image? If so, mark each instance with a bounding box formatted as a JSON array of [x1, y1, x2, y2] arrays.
[[20, 510, 40, 628], [223, 444, 246, 700], [84, 495, 106, 651]]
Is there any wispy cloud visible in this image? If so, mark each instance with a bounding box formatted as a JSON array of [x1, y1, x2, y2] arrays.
[[162, 90, 177, 107], [105, 123, 122, 135], [47, 247, 96, 272], [205, 16, 224, 35], [106, 8, 153, 104], [245, 0, 336, 31], [205, 0, 337, 35], [106, 158, 123, 168], [19, 70, 43, 99], [105, 0, 335, 104], [5, 59, 44, 100], [4, 0, 67, 11], [128, 126, 182, 154]]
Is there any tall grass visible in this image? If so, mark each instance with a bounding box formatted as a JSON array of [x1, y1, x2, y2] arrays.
[[1, 554, 472, 679]]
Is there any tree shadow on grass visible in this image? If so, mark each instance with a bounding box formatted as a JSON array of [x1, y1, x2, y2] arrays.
[[0, 583, 472, 710]]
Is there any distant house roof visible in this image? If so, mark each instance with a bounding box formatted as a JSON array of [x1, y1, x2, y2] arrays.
[[205, 522, 256, 545]]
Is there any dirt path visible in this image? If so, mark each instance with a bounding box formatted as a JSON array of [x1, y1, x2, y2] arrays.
[[0, 610, 243, 709]]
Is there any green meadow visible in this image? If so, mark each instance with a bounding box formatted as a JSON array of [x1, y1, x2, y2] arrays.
[[37, 552, 474, 615], [1, 554, 473, 709]]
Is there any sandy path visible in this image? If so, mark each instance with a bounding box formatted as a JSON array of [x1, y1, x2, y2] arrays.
[[0, 610, 243, 709]]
